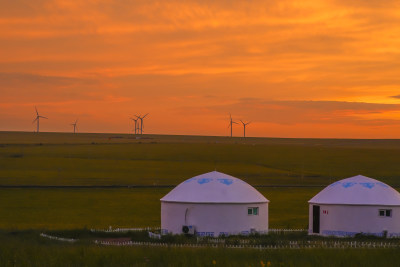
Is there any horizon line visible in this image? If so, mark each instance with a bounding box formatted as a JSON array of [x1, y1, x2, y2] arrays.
[[1, 130, 400, 141]]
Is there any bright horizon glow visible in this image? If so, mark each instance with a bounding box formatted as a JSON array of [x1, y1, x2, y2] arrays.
[[1, 1, 400, 138]]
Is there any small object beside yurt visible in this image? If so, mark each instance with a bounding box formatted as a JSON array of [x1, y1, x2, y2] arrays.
[[308, 175, 400, 237], [161, 171, 269, 236]]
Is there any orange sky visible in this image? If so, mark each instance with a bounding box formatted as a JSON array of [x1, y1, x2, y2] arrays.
[[1, 0, 400, 138]]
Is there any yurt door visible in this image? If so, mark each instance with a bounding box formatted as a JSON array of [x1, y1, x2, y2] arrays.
[[312, 205, 320, 233]]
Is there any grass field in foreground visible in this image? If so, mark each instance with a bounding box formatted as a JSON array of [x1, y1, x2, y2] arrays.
[[1, 131, 400, 186], [1, 231, 399, 267], [0, 187, 320, 230]]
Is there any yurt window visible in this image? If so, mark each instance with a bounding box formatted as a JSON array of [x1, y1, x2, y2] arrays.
[[248, 207, 259, 215], [379, 209, 392, 217]]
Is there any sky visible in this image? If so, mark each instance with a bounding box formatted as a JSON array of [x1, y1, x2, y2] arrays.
[[1, 0, 400, 138]]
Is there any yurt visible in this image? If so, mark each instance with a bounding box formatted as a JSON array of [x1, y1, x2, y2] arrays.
[[308, 175, 400, 237], [160, 171, 269, 236]]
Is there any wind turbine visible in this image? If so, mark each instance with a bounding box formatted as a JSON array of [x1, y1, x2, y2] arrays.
[[136, 113, 149, 135], [130, 116, 139, 135], [32, 106, 48, 133], [71, 119, 78, 134], [228, 113, 238, 137], [240, 120, 251, 138]]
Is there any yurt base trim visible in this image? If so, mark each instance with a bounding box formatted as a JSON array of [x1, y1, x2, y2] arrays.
[[161, 229, 269, 237], [311, 230, 400, 238], [160, 201, 269, 204], [308, 202, 400, 207]]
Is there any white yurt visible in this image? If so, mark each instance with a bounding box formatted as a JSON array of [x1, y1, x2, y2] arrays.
[[308, 175, 400, 237], [160, 171, 269, 236]]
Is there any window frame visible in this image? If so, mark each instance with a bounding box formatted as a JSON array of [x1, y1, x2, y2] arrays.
[[248, 208, 253, 215], [247, 207, 259, 216], [379, 209, 392, 217]]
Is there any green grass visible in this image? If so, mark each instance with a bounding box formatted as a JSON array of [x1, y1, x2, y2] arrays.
[[264, 187, 320, 229], [0, 188, 165, 230], [1, 132, 400, 186], [1, 231, 400, 267]]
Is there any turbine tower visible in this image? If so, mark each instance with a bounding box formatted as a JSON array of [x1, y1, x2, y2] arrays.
[[136, 113, 149, 135], [32, 106, 48, 133], [71, 119, 78, 134], [240, 120, 251, 138], [228, 113, 238, 137], [130, 116, 139, 135]]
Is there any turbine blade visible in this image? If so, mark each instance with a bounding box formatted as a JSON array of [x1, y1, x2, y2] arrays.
[[35, 106, 39, 116], [40, 116, 48, 119], [143, 113, 149, 118], [33, 118, 38, 123]]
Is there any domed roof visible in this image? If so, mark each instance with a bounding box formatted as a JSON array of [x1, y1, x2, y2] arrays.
[[160, 171, 269, 204], [309, 175, 400, 206]]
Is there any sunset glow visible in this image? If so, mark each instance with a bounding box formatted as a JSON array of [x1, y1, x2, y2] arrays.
[[1, 0, 400, 138]]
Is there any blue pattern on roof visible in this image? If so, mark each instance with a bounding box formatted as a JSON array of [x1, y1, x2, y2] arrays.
[[330, 181, 389, 189], [342, 182, 357, 188], [217, 178, 233, 185], [184, 177, 197, 183], [360, 182, 375, 189], [197, 178, 212, 184]]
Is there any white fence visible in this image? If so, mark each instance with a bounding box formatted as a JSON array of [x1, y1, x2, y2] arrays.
[[148, 231, 161, 239], [40, 227, 400, 250], [90, 227, 161, 233], [94, 239, 400, 249], [269, 229, 307, 232], [90, 227, 306, 234], [40, 233, 77, 243]]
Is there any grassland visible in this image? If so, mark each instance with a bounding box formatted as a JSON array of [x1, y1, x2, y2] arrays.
[[2, 231, 400, 267], [1, 131, 400, 266], [2, 131, 400, 187], [0, 131, 399, 229]]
